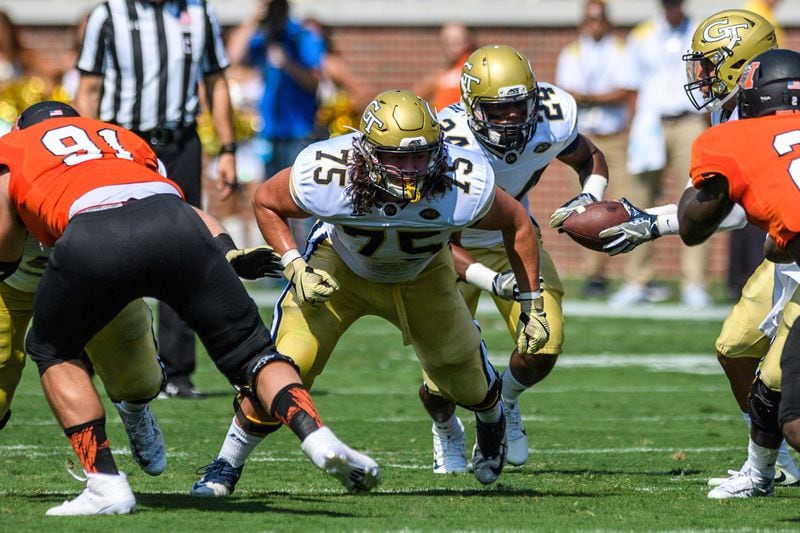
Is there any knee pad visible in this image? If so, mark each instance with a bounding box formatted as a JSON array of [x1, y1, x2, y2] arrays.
[[232, 391, 281, 437], [242, 350, 300, 398], [749, 378, 782, 435], [26, 330, 74, 375]]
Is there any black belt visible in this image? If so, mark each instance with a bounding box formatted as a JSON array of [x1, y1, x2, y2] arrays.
[[661, 111, 691, 122], [130, 124, 195, 147]]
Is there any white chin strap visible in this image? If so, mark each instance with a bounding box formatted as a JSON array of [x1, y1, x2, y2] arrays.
[[708, 86, 739, 113]]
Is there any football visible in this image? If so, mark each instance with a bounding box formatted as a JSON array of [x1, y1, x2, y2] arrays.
[[558, 200, 630, 252]]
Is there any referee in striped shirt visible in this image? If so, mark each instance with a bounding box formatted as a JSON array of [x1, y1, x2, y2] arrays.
[[75, 0, 238, 398]]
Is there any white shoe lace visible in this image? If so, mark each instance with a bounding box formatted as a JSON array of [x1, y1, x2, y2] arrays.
[[505, 403, 525, 441]]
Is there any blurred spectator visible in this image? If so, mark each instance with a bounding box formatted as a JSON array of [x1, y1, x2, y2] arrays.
[[413, 22, 475, 111], [556, 0, 635, 299], [0, 11, 73, 135], [304, 18, 372, 141], [0, 10, 21, 84], [227, 0, 324, 251], [618, 0, 711, 308], [744, 0, 784, 46]]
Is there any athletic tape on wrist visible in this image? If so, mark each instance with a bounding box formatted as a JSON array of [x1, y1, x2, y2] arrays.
[[280, 249, 302, 268], [581, 173, 607, 200]]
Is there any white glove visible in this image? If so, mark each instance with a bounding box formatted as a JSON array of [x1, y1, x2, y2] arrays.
[[548, 192, 597, 228], [515, 295, 550, 354], [283, 256, 339, 305], [597, 197, 661, 256], [464, 263, 517, 301]]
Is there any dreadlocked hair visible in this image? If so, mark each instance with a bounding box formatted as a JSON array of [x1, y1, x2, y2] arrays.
[[346, 135, 454, 215]]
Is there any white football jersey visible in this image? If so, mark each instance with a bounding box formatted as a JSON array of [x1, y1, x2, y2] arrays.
[[438, 82, 579, 248], [290, 133, 496, 283], [5, 236, 50, 293]]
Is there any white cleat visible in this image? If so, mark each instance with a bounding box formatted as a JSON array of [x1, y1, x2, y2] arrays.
[[775, 447, 800, 486], [707, 466, 774, 499], [432, 417, 467, 474], [301, 426, 381, 492], [504, 401, 529, 466], [114, 402, 166, 476], [46, 471, 136, 516]]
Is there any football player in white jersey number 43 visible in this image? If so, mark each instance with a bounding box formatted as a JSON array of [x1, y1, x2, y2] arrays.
[[424, 44, 610, 473], [189, 89, 551, 493]]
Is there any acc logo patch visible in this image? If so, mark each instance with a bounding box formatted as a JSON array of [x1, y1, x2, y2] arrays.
[[382, 203, 398, 217], [420, 208, 440, 220], [534, 142, 551, 153]]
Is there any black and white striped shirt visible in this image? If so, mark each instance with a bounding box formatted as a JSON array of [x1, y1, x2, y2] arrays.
[[77, 0, 229, 132]]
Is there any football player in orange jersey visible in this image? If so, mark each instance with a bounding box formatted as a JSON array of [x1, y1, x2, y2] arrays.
[[679, 49, 800, 498], [0, 101, 380, 516]]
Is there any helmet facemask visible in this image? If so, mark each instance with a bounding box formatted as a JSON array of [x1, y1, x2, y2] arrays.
[[469, 87, 539, 153], [683, 47, 736, 111], [354, 132, 446, 203]]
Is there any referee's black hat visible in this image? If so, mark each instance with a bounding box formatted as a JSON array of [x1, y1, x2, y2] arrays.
[[15, 100, 80, 130]]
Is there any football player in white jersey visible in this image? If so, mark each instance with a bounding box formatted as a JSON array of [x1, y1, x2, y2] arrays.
[[419, 44, 610, 473], [596, 10, 800, 494], [190, 89, 550, 494]]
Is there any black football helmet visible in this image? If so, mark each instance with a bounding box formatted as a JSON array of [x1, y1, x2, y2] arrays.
[[14, 100, 79, 130], [738, 49, 800, 118]]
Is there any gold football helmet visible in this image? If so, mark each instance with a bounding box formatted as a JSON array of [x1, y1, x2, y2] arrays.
[[460, 44, 538, 154], [683, 9, 776, 111], [354, 89, 446, 202]]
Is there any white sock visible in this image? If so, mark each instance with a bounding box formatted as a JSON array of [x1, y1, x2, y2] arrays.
[[433, 412, 460, 435], [117, 401, 146, 413], [746, 437, 778, 478], [778, 439, 793, 457], [218, 418, 263, 468], [475, 402, 502, 424], [501, 367, 527, 405], [742, 411, 752, 427]]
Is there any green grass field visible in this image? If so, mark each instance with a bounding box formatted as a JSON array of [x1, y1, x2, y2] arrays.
[[2, 292, 800, 532]]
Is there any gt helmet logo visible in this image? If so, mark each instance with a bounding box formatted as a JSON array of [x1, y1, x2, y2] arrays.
[[702, 18, 751, 48], [361, 101, 384, 134], [461, 63, 481, 97]]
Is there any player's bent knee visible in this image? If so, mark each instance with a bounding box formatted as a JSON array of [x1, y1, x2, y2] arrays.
[[749, 378, 782, 435], [233, 391, 281, 437], [26, 334, 71, 375], [457, 374, 502, 412], [244, 351, 300, 393]]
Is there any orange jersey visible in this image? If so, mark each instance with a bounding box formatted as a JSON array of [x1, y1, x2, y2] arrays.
[[0, 117, 183, 246], [690, 114, 800, 249]]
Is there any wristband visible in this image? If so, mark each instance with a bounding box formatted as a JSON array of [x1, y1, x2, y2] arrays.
[[220, 142, 237, 155], [516, 290, 542, 301], [464, 262, 498, 293], [214, 233, 237, 254], [581, 173, 607, 201], [655, 212, 679, 236], [280, 248, 302, 268]]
